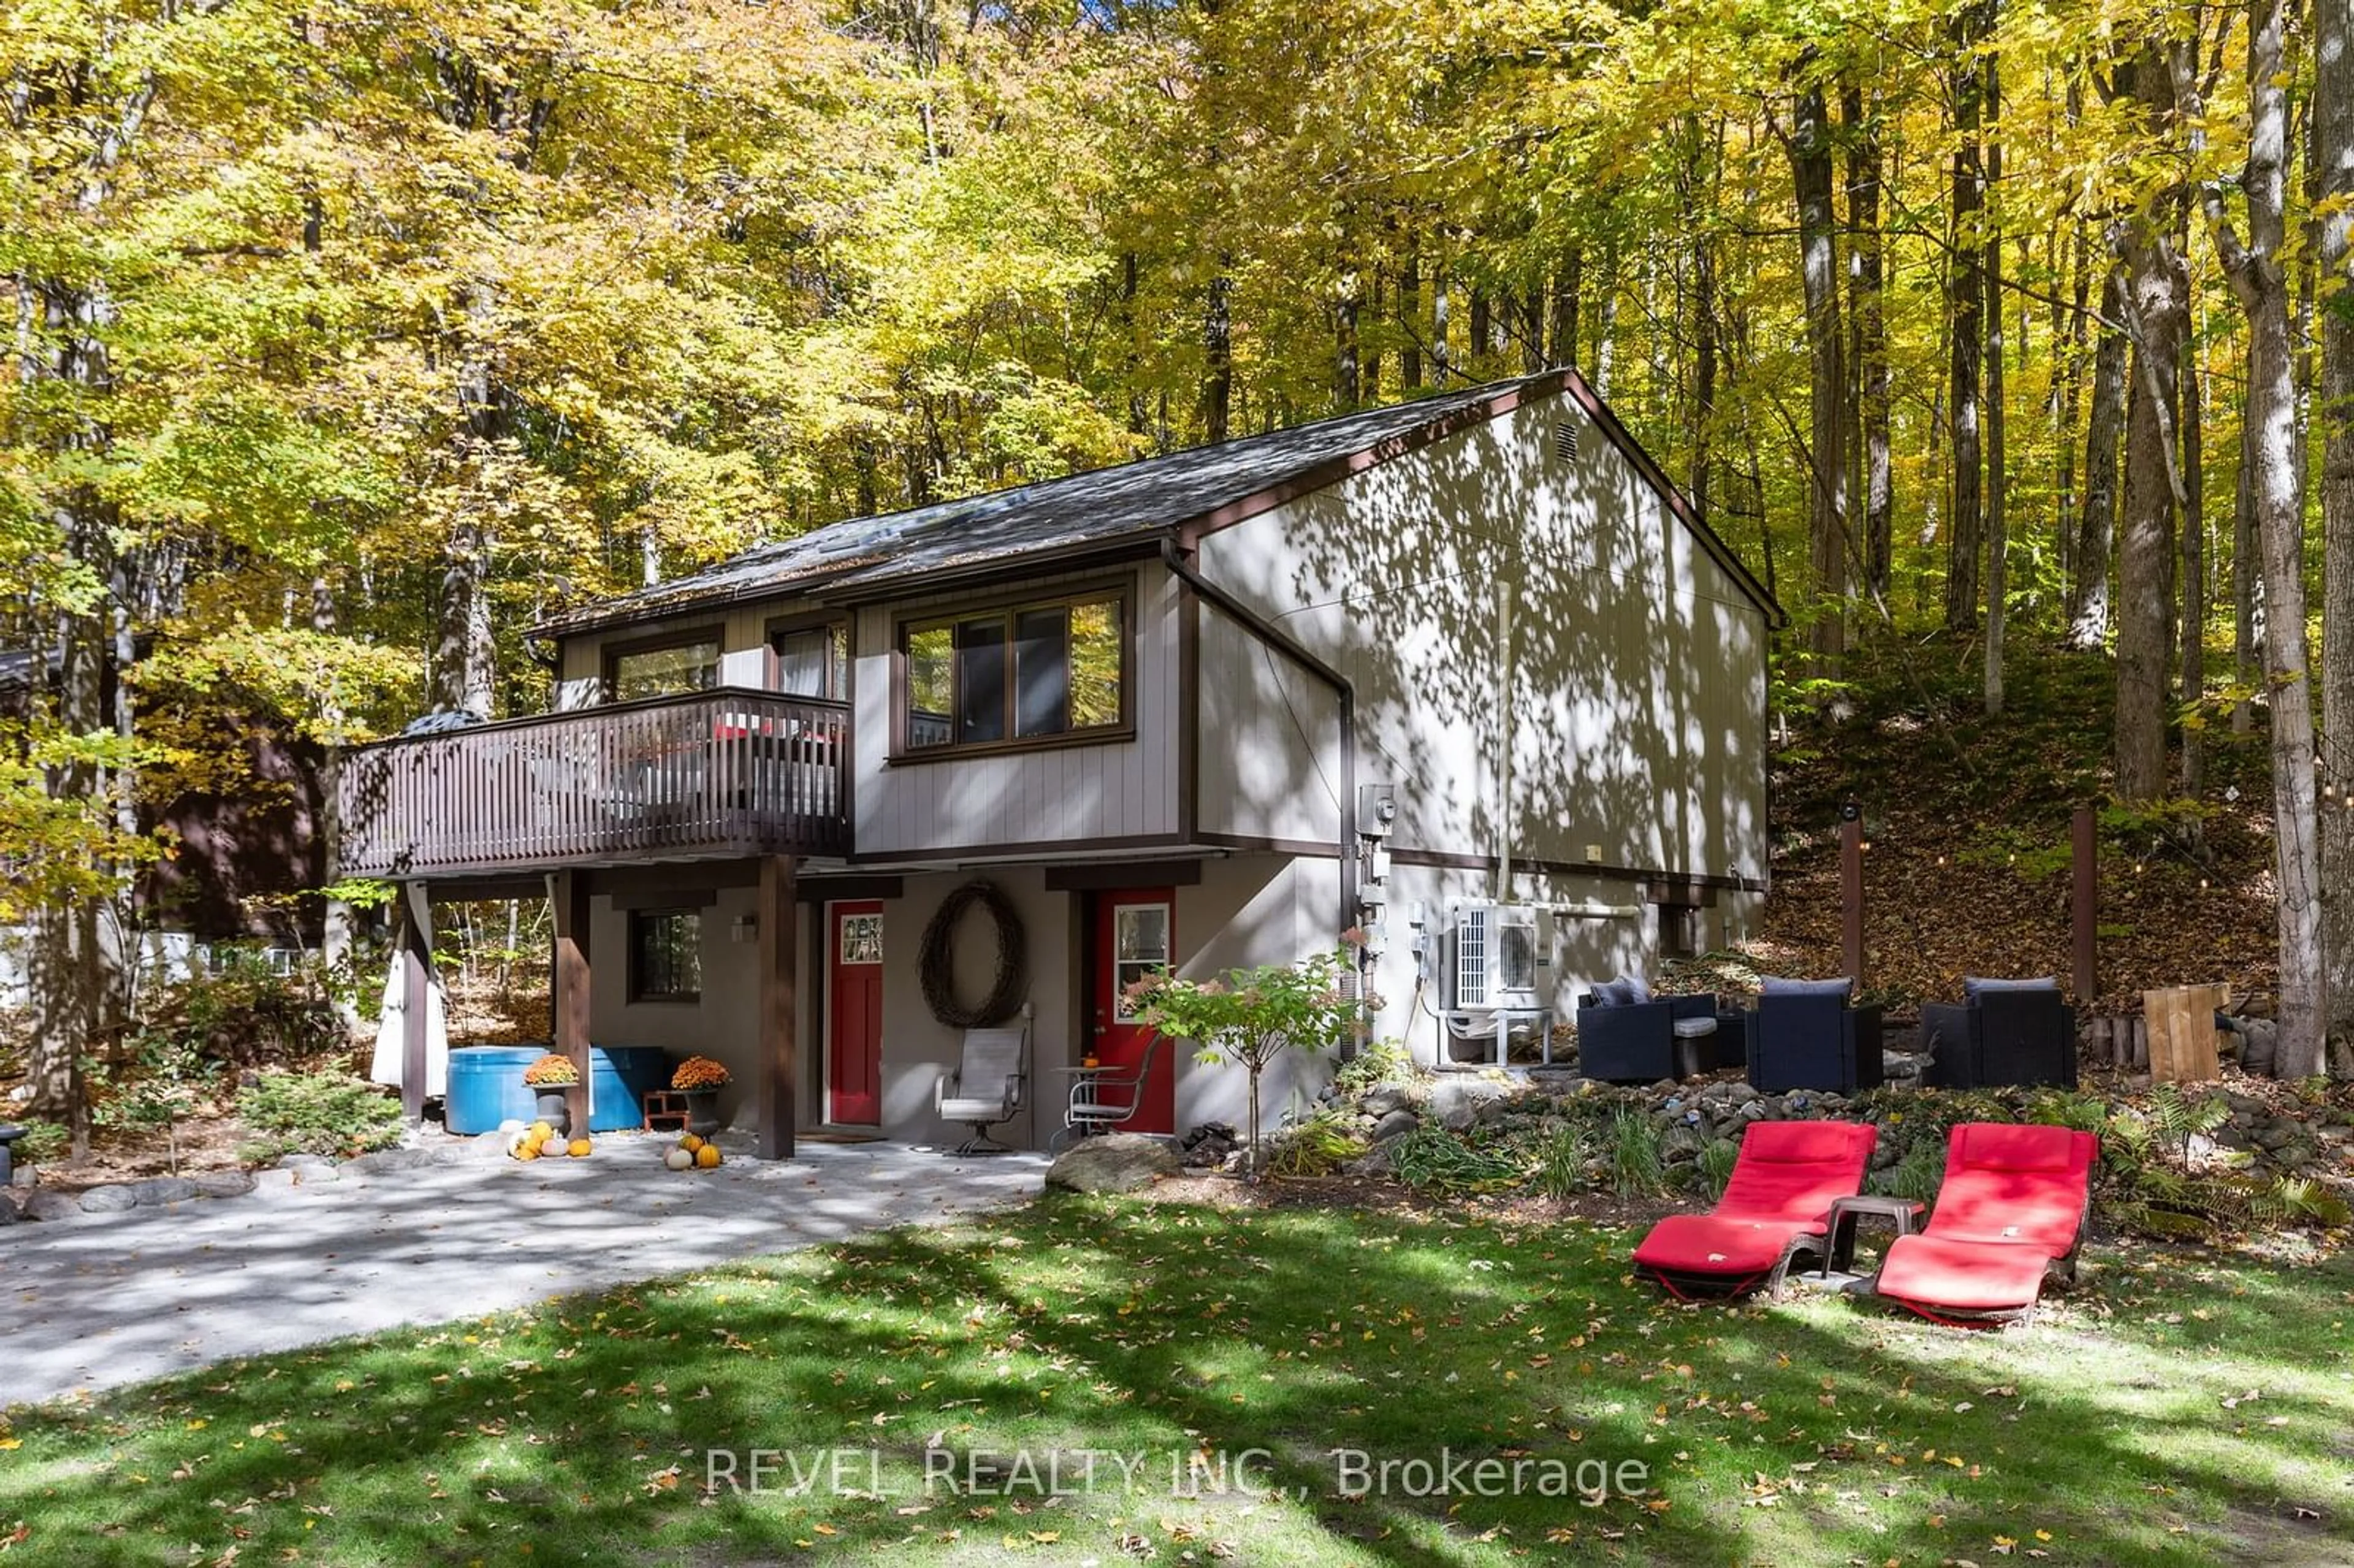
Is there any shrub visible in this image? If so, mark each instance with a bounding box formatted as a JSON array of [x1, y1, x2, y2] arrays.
[[10, 1119, 69, 1165], [1606, 1109, 1665, 1198], [1268, 1111, 1368, 1178], [1385, 1125, 1522, 1193], [1526, 1124, 1596, 1201], [1692, 1137, 1742, 1201], [1333, 1037, 1412, 1094], [236, 1070, 403, 1163]]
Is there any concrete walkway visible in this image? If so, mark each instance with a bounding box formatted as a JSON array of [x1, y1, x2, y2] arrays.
[[1, 1134, 1046, 1409]]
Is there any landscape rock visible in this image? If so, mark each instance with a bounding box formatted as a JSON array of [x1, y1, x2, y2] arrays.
[[1430, 1078, 1512, 1132], [1360, 1086, 1415, 1117], [77, 1184, 139, 1213], [2252, 1121, 2303, 1152], [0, 1193, 16, 1225], [344, 1147, 436, 1174], [129, 1176, 200, 1206], [190, 1172, 256, 1199], [23, 1190, 83, 1222], [1044, 1133, 1181, 1194], [1883, 1051, 1927, 1080], [1370, 1109, 1422, 1144]]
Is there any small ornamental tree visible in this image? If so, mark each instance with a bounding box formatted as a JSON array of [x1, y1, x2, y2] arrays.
[[1127, 945, 1368, 1179]]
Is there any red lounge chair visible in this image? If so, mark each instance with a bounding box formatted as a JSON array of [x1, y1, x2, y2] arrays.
[[1870, 1122, 2097, 1326], [1632, 1120, 1879, 1300]]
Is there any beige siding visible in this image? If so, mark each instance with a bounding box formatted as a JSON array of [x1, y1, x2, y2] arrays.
[[1195, 601, 1344, 847], [852, 563, 1183, 856], [1195, 395, 1768, 894]]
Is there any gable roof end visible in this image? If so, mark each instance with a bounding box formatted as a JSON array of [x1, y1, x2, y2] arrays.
[[529, 372, 1783, 638]]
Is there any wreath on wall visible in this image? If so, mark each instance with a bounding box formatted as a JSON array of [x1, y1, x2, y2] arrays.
[[918, 879, 1029, 1028]]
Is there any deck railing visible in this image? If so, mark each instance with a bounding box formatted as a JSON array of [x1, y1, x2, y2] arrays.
[[335, 688, 851, 878]]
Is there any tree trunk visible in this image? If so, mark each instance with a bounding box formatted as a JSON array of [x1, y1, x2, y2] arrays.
[[2070, 268, 2129, 646], [1984, 45, 2008, 715], [1845, 85, 1893, 602], [2055, 221, 2089, 592], [1550, 246, 1582, 373], [2316, 0, 2354, 1056], [1431, 266, 1452, 384], [1200, 272, 1232, 442], [1334, 264, 1361, 407], [2184, 2, 2323, 1076], [1400, 252, 1423, 389], [2180, 323, 2205, 799], [2116, 50, 2189, 803], [1946, 0, 1989, 635], [1787, 71, 1848, 664]]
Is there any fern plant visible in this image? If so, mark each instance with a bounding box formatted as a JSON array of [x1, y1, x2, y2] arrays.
[[1526, 1124, 1597, 1201]]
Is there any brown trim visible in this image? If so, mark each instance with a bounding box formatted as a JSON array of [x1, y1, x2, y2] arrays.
[[756, 854, 799, 1160], [417, 877, 547, 904], [1044, 859, 1205, 892], [531, 372, 1779, 644], [599, 623, 726, 701], [1197, 831, 1343, 860], [1645, 878, 1721, 909], [889, 574, 1138, 761], [611, 886, 718, 911], [793, 874, 905, 903], [587, 861, 761, 898], [851, 831, 1194, 866], [1556, 367, 1783, 626], [1187, 373, 1573, 539], [1383, 842, 1766, 893], [882, 724, 1139, 767], [552, 870, 593, 1132], [398, 896, 430, 1124], [1176, 573, 1200, 843], [829, 539, 1167, 610]]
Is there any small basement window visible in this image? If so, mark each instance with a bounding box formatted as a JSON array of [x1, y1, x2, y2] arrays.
[[630, 910, 704, 1002], [902, 592, 1126, 752], [1659, 904, 1701, 961]]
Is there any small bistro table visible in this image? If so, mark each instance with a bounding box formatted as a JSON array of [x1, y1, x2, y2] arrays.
[[1821, 1193, 1927, 1277]]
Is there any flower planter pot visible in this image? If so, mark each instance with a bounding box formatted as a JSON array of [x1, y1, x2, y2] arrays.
[[682, 1090, 722, 1139], [530, 1086, 574, 1136]]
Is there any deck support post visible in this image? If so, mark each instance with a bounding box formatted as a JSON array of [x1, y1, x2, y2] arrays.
[[1838, 806, 1866, 991], [553, 870, 593, 1136], [400, 886, 431, 1124], [758, 855, 799, 1160], [2070, 804, 2098, 1005]]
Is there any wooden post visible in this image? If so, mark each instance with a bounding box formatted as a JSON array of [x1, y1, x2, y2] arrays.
[[552, 870, 593, 1135], [1839, 807, 1866, 988], [2071, 804, 2098, 1004], [400, 888, 430, 1124], [758, 855, 799, 1160]]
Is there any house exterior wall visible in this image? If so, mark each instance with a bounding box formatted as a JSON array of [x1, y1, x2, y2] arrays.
[[850, 563, 1183, 857], [578, 851, 1346, 1149], [1194, 599, 1345, 848], [1192, 390, 1769, 904]]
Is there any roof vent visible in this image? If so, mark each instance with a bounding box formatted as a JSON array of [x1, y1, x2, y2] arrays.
[[1554, 421, 1580, 463]]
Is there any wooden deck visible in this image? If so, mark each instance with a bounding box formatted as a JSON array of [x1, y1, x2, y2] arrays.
[[336, 688, 851, 878]]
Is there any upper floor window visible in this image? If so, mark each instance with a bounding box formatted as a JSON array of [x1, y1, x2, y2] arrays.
[[774, 624, 849, 701], [902, 592, 1125, 752], [608, 636, 719, 702]]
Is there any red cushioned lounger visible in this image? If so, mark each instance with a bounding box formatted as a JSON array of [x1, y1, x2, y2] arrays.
[[1632, 1121, 1878, 1301], [1871, 1122, 2097, 1326]]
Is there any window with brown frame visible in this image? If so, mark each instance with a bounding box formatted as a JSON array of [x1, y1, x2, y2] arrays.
[[772, 623, 849, 701], [902, 592, 1124, 752], [629, 909, 704, 1002], [608, 637, 720, 702]]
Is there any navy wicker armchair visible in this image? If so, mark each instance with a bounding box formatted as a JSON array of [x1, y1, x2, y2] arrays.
[[1745, 977, 1884, 1094], [1575, 983, 1723, 1083], [1921, 977, 2076, 1090]]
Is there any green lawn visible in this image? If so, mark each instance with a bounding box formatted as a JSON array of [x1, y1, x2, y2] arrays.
[[1, 1194, 2348, 1566]]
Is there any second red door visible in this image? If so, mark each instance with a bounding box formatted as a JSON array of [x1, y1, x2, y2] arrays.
[[1090, 889, 1175, 1135]]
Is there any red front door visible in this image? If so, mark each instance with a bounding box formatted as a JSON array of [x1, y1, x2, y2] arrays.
[[1091, 889, 1176, 1135], [826, 901, 884, 1125]]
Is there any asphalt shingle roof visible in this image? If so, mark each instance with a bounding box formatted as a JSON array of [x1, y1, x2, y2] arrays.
[[531, 379, 1533, 636]]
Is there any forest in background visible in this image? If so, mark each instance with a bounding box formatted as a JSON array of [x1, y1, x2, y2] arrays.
[[7, 0, 2354, 1122]]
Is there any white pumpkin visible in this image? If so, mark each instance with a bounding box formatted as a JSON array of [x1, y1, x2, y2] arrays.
[[663, 1146, 695, 1171]]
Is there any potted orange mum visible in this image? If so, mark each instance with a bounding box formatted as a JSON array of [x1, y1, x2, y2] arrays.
[[670, 1056, 731, 1138], [522, 1052, 579, 1133]]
